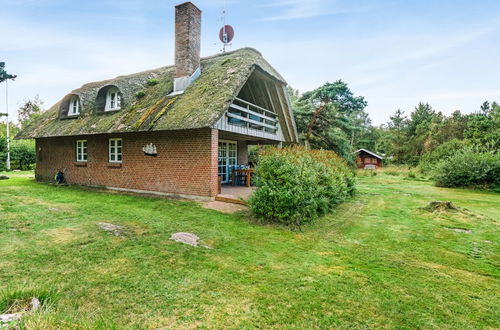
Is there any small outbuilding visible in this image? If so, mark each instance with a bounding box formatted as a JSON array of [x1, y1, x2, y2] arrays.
[[355, 149, 383, 169]]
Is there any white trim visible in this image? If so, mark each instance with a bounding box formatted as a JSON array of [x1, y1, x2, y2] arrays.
[[355, 148, 384, 160], [109, 138, 123, 163], [76, 140, 87, 162], [218, 139, 238, 184], [68, 96, 80, 116], [105, 87, 122, 111]]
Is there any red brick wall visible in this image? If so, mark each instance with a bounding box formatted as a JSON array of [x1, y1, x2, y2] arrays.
[[35, 128, 219, 199], [175, 2, 201, 78]]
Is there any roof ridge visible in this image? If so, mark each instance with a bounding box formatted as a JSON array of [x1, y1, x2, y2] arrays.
[[71, 48, 265, 93]]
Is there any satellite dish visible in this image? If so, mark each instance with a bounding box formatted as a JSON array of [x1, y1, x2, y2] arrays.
[[219, 25, 235, 44]]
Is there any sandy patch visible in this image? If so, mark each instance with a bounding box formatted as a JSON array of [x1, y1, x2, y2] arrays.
[[202, 201, 248, 214], [42, 227, 83, 243]]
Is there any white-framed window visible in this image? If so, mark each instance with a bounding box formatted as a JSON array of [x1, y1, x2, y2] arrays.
[[76, 140, 87, 162], [68, 96, 80, 116], [105, 87, 122, 111], [109, 138, 123, 163]]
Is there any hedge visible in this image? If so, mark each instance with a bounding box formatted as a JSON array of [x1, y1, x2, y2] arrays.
[[249, 146, 355, 226], [433, 149, 499, 189]]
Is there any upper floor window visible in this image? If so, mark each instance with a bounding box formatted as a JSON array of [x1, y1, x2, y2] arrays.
[[109, 138, 122, 163], [105, 87, 122, 111], [68, 96, 80, 116], [76, 140, 87, 162]]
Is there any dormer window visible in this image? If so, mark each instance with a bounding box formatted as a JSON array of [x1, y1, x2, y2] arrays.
[[68, 96, 80, 116], [105, 87, 122, 111]]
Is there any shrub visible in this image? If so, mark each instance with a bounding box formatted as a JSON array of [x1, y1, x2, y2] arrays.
[[0, 140, 35, 171], [433, 148, 499, 189], [135, 90, 146, 99], [147, 78, 159, 86], [419, 139, 469, 174], [249, 146, 355, 227]]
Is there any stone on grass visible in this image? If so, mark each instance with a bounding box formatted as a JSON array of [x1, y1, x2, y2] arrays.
[[0, 297, 41, 326], [446, 227, 473, 234], [170, 232, 212, 249], [0, 175, 9, 180], [31, 298, 40, 311], [0, 313, 22, 324], [171, 232, 200, 247], [97, 222, 127, 236]]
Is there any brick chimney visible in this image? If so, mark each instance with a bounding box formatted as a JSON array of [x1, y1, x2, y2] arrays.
[[173, 2, 202, 94]]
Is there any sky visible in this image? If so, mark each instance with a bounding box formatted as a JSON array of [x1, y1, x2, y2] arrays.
[[1, 0, 499, 125]]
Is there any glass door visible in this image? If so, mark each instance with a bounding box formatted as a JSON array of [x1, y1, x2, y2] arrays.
[[218, 140, 237, 184]]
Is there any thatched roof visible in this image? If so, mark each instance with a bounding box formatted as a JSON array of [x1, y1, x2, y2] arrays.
[[16, 48, 288, 139]]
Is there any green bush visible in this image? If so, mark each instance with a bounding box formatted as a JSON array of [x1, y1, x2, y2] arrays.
[[249, 146, 355, 227], [147, 78, 159, 86], [135, 90, 146, 99], [433, 149, 499, 189], [419, 139, 469, 174], [0, 140, 36, 171]]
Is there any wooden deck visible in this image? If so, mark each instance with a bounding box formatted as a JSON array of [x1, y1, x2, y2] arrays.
[[215, 185, 256, 205]]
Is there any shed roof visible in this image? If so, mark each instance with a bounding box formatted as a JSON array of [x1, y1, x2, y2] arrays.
[[355, 148, 384, 160], [16, 48, 290, 139]]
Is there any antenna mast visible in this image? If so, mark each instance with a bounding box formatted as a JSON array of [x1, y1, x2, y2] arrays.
[[219, 0, 235, 53]]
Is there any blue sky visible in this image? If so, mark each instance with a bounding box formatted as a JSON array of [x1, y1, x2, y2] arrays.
[[1, 0, 499, 124]]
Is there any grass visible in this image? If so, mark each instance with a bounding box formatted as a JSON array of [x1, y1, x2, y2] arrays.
[[1, 171, 499, 328]]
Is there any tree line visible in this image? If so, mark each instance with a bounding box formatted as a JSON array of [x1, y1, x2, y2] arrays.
[[290, 81, 499, 165], [0, 96, 42, 171]]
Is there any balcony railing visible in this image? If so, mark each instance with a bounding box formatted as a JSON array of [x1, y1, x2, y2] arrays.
[[227, 98, 279, 134]]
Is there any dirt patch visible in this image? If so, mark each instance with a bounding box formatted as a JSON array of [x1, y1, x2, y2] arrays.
[[422, 201, 458, 212], [43, 227, 83, 243], [202, 201, 248, 214]]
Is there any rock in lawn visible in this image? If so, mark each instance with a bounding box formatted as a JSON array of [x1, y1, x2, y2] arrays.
[[0, 175, 9, 180], [446, 227, 473, 234], [170, 232, 212, 249], [0, 313, 22, 324], [171, 232, 200, 247], [97, 222, 127, 236], [0, 298, 40, 326]]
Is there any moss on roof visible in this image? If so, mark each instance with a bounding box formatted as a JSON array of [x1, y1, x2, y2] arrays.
[[16, 48, 286, 139]]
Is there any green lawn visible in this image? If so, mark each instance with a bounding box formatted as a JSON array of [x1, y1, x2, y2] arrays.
[[1, 172, 499, 329]]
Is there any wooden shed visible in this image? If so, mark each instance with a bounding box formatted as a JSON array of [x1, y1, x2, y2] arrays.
[[355, 149, 383, 169]]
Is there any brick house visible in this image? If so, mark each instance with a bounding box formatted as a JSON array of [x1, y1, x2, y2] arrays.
[[16, 2, 298, 201], [355, 149, 384, 169]]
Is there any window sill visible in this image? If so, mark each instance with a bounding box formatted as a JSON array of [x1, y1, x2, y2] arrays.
[[74, 162, 87, 167], [108, 163, 122, 168]]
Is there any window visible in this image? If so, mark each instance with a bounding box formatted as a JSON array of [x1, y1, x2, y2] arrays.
[[105, 87, 122, 111], [109, 138, 122, 163], [68, 96, 80, 116], [76, 140, 87, 162]]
